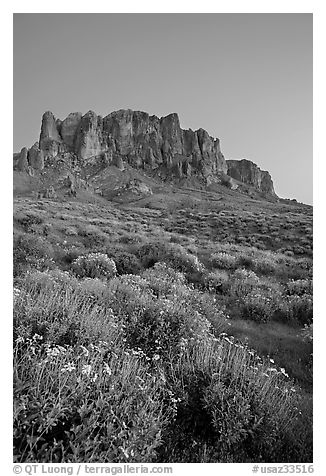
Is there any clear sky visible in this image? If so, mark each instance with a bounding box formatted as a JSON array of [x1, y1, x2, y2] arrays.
[[13, 13, 312, 204]]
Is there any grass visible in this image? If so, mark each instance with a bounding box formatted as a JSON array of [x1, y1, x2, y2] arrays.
[[13, 194, 313, 463]]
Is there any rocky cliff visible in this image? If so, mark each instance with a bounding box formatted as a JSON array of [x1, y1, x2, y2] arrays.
[[14, 109, 277, 198], [30, 109, 227, 181], [226, 159, 276, 195]]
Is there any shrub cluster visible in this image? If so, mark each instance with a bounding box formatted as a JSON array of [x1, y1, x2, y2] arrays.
[[13, 233, 55, 277], [136, 241, 203, 275], [71, 253, 117, 280], [13, 268, 311, 463]]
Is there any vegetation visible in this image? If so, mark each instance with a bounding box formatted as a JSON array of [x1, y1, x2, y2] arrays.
[[13, 195, 313, 462]]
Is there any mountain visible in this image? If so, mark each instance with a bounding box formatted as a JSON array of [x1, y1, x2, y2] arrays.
[[13, 108, 277, 200]]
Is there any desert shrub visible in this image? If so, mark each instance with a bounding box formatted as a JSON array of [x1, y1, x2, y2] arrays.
[[13, 233, 55, 277], [61, 245, 87, 265], [241, 290, 274, 323], [285, 279, 312, 296], [230, 268, 260, 298], [159, 336, 308, 463], [78, 277, 108, 299], [142, 262, 187, 295], [13, 336, 174, 463], [136, 241, 203, 274], [111, 251, 142, 275], [278, 294, 313, 326], [301, 323, 313, 342], [236, 253, 254, 268], [20, 268, 79, 293], [118, 233, 141, 244], [71, 253, 117, 280], [252, 254, 277, 275], [64, 226, 78, 236], [203, 270, 229, 293], [15, 211, 44, 231], [104, 267, 226, 358], [78, 225, 107, 246], [210, 252, 237, 270], [13, 268, 312, 463]]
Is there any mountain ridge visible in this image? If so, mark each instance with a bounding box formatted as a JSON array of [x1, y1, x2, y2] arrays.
[[14, 108, 277, 200]]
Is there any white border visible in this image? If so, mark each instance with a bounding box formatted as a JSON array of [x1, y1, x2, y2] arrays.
[[2, 1, 324, 473]]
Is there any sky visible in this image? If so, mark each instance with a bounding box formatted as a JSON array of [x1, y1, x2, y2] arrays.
[[13, 13, 312, 204]]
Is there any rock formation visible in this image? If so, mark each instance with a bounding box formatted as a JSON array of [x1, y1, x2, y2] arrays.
[[34, 108, 228, 180], [13, 108, 278, 198], [226, 159, 276, 195], [28, 143, 44, 170], [14, 147, 29, 172]]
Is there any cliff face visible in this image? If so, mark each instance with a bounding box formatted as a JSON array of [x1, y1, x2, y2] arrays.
[[226, 159, 276, 195], [35, 109, 227, 180]]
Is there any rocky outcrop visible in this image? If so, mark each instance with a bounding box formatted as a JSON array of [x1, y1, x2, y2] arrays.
[[60, 112, 82, 148], [28, 143, 44, 170], [39, 111, 62, 150], [123, 179, 152, 196], [13, 109, 277, 198], [34, 109, 228, 181], [226, 159, 275, 195], [14, 147, 29, 172]]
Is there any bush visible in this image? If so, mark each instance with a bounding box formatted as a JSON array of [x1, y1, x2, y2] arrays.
[[252, 254, 277, 275], [278, 294, 313, 326], [286, 279, 312, 296], [71, 253, 117, 280], [15, 211, 44, 231], [110, 251, 142, 275], [210, 252, 237, 270], [13, 233, 55, 276], [13, 336, 173, 463], [136, 241, 203, 274], [230, 268, 260, 298], [241, 291, 274, 323], [13, 265, 312, 463], [102, 264, 228, 357], [159, 336, 309, 463], [301, 323, 313, 342], [236, 254, 254, 268], [203, 270, 229, 293]]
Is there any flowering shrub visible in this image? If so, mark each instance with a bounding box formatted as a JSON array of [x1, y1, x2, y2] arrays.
[[279, 294, 313, 326], [241, 291, 274, 322], [230, 268, 260, 298], [13, 264, 312, 463], [71, 253, 117, 279], [13, 336, 174, 463], [159, 335, 308, 463], [21, 268, 79, 293]]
